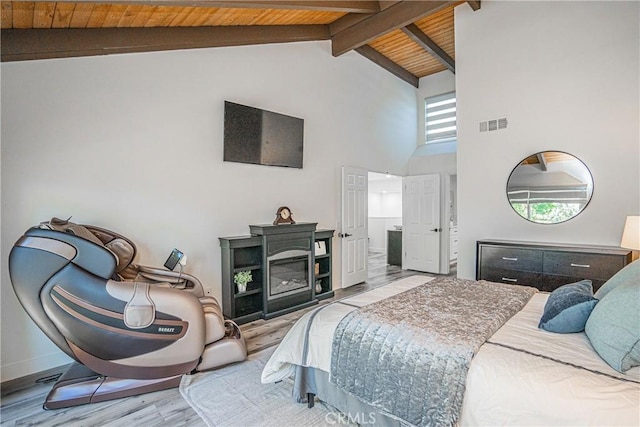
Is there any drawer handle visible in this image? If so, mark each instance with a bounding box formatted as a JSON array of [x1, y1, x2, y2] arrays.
[[570, 263, 591, 268], [502, 277, 518, 282], [502, 257, 518, 261]]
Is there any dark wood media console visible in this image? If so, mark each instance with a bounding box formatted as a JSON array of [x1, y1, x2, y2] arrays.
[[476, 240, 632, 292], [220, 223, 334, 325]]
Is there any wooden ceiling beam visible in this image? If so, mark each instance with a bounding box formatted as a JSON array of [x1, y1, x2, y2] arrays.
[[331, 0, 452, 57], [328, 11, 371, 36], [378, 1, 401, 11], [401, 23, 454, 74], [355, 44, 418, 88], [466, 1, 481, 11], [1, 25, 330, 61], [537, 153, 548, 171], [26, 0, 381, 13]]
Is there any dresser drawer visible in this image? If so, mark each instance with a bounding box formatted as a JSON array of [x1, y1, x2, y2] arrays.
[[543, 274, 607, 293], [480, 246, 543, 272], [478, 267, 543, 289], [543, 252, 625, 281]]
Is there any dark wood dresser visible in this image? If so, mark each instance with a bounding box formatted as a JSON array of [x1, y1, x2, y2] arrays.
[[476, 240, 632, 292]]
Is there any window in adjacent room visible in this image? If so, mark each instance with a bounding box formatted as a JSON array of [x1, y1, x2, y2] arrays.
[[425, 92, 456, 144]]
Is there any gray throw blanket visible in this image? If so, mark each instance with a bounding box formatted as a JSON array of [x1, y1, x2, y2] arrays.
[[330, 277, 536, 427]]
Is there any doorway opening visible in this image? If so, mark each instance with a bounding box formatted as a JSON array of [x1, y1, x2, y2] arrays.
[[342, 169, 457, 287], [367, 171, 403, 279], [365, 172, 458, 279]]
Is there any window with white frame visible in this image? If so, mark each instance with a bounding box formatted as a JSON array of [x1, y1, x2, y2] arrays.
[[425, 92, 456, 144]]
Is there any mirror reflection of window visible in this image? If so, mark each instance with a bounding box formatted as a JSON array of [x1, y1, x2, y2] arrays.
[[506, 151, 593, 224]]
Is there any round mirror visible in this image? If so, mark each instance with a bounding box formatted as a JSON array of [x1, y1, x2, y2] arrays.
[[507, 151, 593, 224]]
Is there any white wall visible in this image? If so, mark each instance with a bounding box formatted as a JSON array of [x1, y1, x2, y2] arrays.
[[368, 217, 402, 252], [455, 1, 640, 279], [368, 191, 402, 252], [368, 192, 402, 218], [0, 41, 418, 380]]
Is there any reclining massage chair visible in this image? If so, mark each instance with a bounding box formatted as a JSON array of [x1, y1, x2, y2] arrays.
[[8, 218, 246, 409]]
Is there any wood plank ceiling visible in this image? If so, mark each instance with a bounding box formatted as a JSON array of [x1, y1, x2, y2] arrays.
[[1, 1, 478, 87]]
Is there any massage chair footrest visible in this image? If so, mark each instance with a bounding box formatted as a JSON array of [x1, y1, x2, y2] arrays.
[[197, 329, 247, 372], [44, 362, 181, 410]]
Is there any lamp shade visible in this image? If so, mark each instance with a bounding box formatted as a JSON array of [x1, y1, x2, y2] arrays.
[[620, 216, 640, 250]]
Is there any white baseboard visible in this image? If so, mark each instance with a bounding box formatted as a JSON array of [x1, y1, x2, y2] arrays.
[[1, 351, 72, 383]]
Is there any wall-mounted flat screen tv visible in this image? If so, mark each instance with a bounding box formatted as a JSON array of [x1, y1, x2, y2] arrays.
[[224, 101, 304, 169]]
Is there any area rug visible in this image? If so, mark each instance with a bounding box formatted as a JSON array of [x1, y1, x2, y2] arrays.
[[180, 347, 349, 427]]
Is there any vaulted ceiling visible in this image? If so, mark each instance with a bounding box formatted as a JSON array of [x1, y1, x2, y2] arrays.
[[1, 1, 480, 87]]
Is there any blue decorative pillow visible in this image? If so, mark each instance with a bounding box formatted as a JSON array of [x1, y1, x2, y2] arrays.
[[539, 280, 598, 333], [594, 259, 639, 300], [586, 278, 640, 372]]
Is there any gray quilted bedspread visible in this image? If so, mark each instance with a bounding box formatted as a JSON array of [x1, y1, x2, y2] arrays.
[[330, 277, 536, 427]]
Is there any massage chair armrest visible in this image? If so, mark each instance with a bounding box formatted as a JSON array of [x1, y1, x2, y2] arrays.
[[123, 264, 205, 298], [105, 280, 207, 366]]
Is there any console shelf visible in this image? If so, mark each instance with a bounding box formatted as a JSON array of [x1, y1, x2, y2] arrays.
[[314, 229, 335, 301], [232, 264, 262, 273], [234, 288, 261, 299]]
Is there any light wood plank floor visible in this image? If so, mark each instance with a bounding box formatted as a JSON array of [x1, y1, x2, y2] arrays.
[[0, 251, 452, 426]]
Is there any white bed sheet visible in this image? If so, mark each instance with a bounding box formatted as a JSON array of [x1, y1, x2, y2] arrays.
[[261, 276, 640, 426], [461, 292, 640, 426]]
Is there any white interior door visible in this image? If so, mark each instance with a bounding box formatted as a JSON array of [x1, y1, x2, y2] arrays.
[[341, 166, 368, 287], [403, 174, 442, 274]]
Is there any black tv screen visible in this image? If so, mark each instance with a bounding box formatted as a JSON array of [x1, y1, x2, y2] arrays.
[[224, 101, 304, 169]]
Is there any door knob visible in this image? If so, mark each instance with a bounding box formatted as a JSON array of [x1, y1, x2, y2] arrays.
[[430, 228, 442, 232], [339, 233, 353, 238]]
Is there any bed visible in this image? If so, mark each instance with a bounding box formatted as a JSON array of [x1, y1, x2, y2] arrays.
[[261, 275, 640, 426]]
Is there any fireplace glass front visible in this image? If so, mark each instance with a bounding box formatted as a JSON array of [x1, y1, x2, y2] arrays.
[[268, 251, 311, 300]]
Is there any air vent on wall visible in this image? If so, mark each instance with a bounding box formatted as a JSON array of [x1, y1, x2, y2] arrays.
[[479, 117, 508, 132]]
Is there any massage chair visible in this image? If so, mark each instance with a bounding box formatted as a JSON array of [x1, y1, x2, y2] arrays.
[[8, 218, 246, 409]]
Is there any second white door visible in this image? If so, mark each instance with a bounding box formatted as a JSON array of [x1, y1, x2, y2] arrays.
[[403, 174, 442, 274]]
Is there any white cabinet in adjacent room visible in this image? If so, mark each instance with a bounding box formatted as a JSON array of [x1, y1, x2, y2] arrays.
[[450, 226, 459, 261]]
